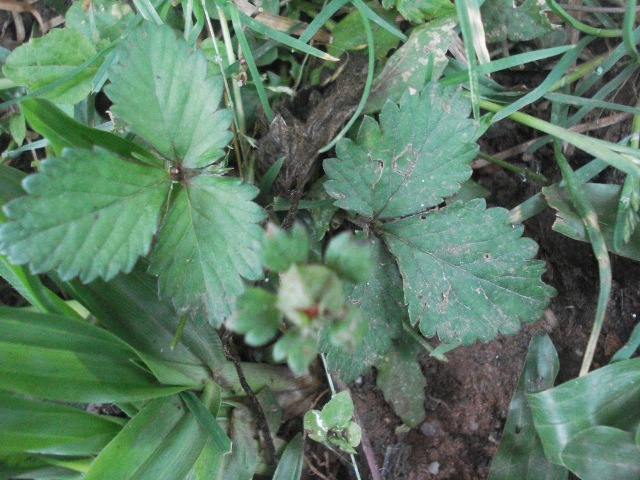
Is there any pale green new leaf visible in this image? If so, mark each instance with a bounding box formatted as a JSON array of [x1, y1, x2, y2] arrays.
[[2, 28, 97, 104], [376, 334, 426, 427], [0, 149, 171, 283], [323, 236, 404, 381], [0, 308, 189, 402], [325, 83, 477, 219], [0, 391, 123, 456], [84, 395, 229, 480], [149, 176, 265, 326], [382, 200, 555, 344], [365, 17, 455, 113], [107, 24, 232, 168]]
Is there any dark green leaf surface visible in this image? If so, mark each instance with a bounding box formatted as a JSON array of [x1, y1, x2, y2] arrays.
[[323, 236, 404, 381], [107, 24, 232, 168], [84, 395, 227, 480], [0, 308, 188, 402], [488, 331, 567, 480], [528, 357, 640, 465], [0, 148, 170, 283], [325, 83, 477, 219], [482, 0, 556, 42], [383, 200, 554, 344], [561, 427, 640, 480], [2, 28, 97, 104], [376, 334, 426, 427], [149, 176, 265, 326], [0, 391, 123, 456]]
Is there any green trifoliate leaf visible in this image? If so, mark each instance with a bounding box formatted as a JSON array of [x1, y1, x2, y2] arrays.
[[322, 236, 404, 381], [3, 28, 97, 104], [304, 391, 362, 454], [149, 176, 265, 326], [229, 288, 281, 346], [107, 24, 232, 168], [262, 223, 309, 272], [325, 83, 477, 219], [0, 148, 170, 282], [324, 232, 372, 284], [382, 199, 555, 344]]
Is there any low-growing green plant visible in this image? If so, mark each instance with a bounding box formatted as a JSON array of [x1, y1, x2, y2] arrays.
[[0, 0, 640, 477]]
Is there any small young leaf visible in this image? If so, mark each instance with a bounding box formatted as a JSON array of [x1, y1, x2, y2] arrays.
[[229, 288, 281, 346], [262, 223, 309, 272], [383, 200, 555, 344], [324, 232, 371, 284], [321, 391, 354, 429], [3, 28, 97, 104], [9, 113, 25, 147], [149, 176, 265, 326], [376, 334, 426, 427], [0, 148, 170, 283], [325, 83, 477, 219], [107, 24, 232, 168]]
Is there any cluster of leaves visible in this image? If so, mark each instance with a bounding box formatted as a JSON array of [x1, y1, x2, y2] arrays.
[[0, 0, 640, 476]]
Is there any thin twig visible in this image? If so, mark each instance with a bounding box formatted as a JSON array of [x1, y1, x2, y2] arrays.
[[221, 329, 279, 464]]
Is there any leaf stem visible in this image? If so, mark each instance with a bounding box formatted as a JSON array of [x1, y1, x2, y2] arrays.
[[401, 322, 448, 362], [546, 0, 623, 37]]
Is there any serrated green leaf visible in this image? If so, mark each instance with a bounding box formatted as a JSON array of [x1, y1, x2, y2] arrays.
[[149, 176, 265, 326], [0, 391, 123, 456], [0, 308, 189, 402], [544, 183, 640, 261], [3, 28, 97, 104], [528, 357, 640, 466], [382, 0, 454, 23], [325, 83, 477, 219], [365, 19, 455, 113], [376, 334, 426, 427], [84, 395, 227, 480], [560, 427, 640, 480], [382, 199, 555, 344], [229, 288, 281, 346], [0, 148, 170, 283], [482, 0, 556, 42], [66, 0, 134, 46], [488, 331, 567, 480], [322, 236, 404, 381], [107, 24, 232, 168]]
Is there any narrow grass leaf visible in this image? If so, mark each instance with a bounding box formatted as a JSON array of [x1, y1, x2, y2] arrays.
[[528, 357, 640, 465], [0, 148, 170, 283], [488, 331, 567, 479], [0, 391, 123, 456], [0, 308, 189, 402], [273, 433, 304, 480]]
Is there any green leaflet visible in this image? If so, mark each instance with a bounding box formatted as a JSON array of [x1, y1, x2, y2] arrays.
[[107, 24, 233, 169], [0, 307, 189, 402], [2, 28, 97, 104], [65, 0, 134, 47], [0, 391, 123, 456], [482, 0, 557, 43], [375, 333, 426, 427], [322, 236, 404, 381], [381, 0, 454, 23], [149, 176, 265, 326], [84, 395, 230, 480], [382, 200, 555, 344], [325, 83, 477, 219], [488, 331, 567, 480], [0, 148, 170, 283]]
